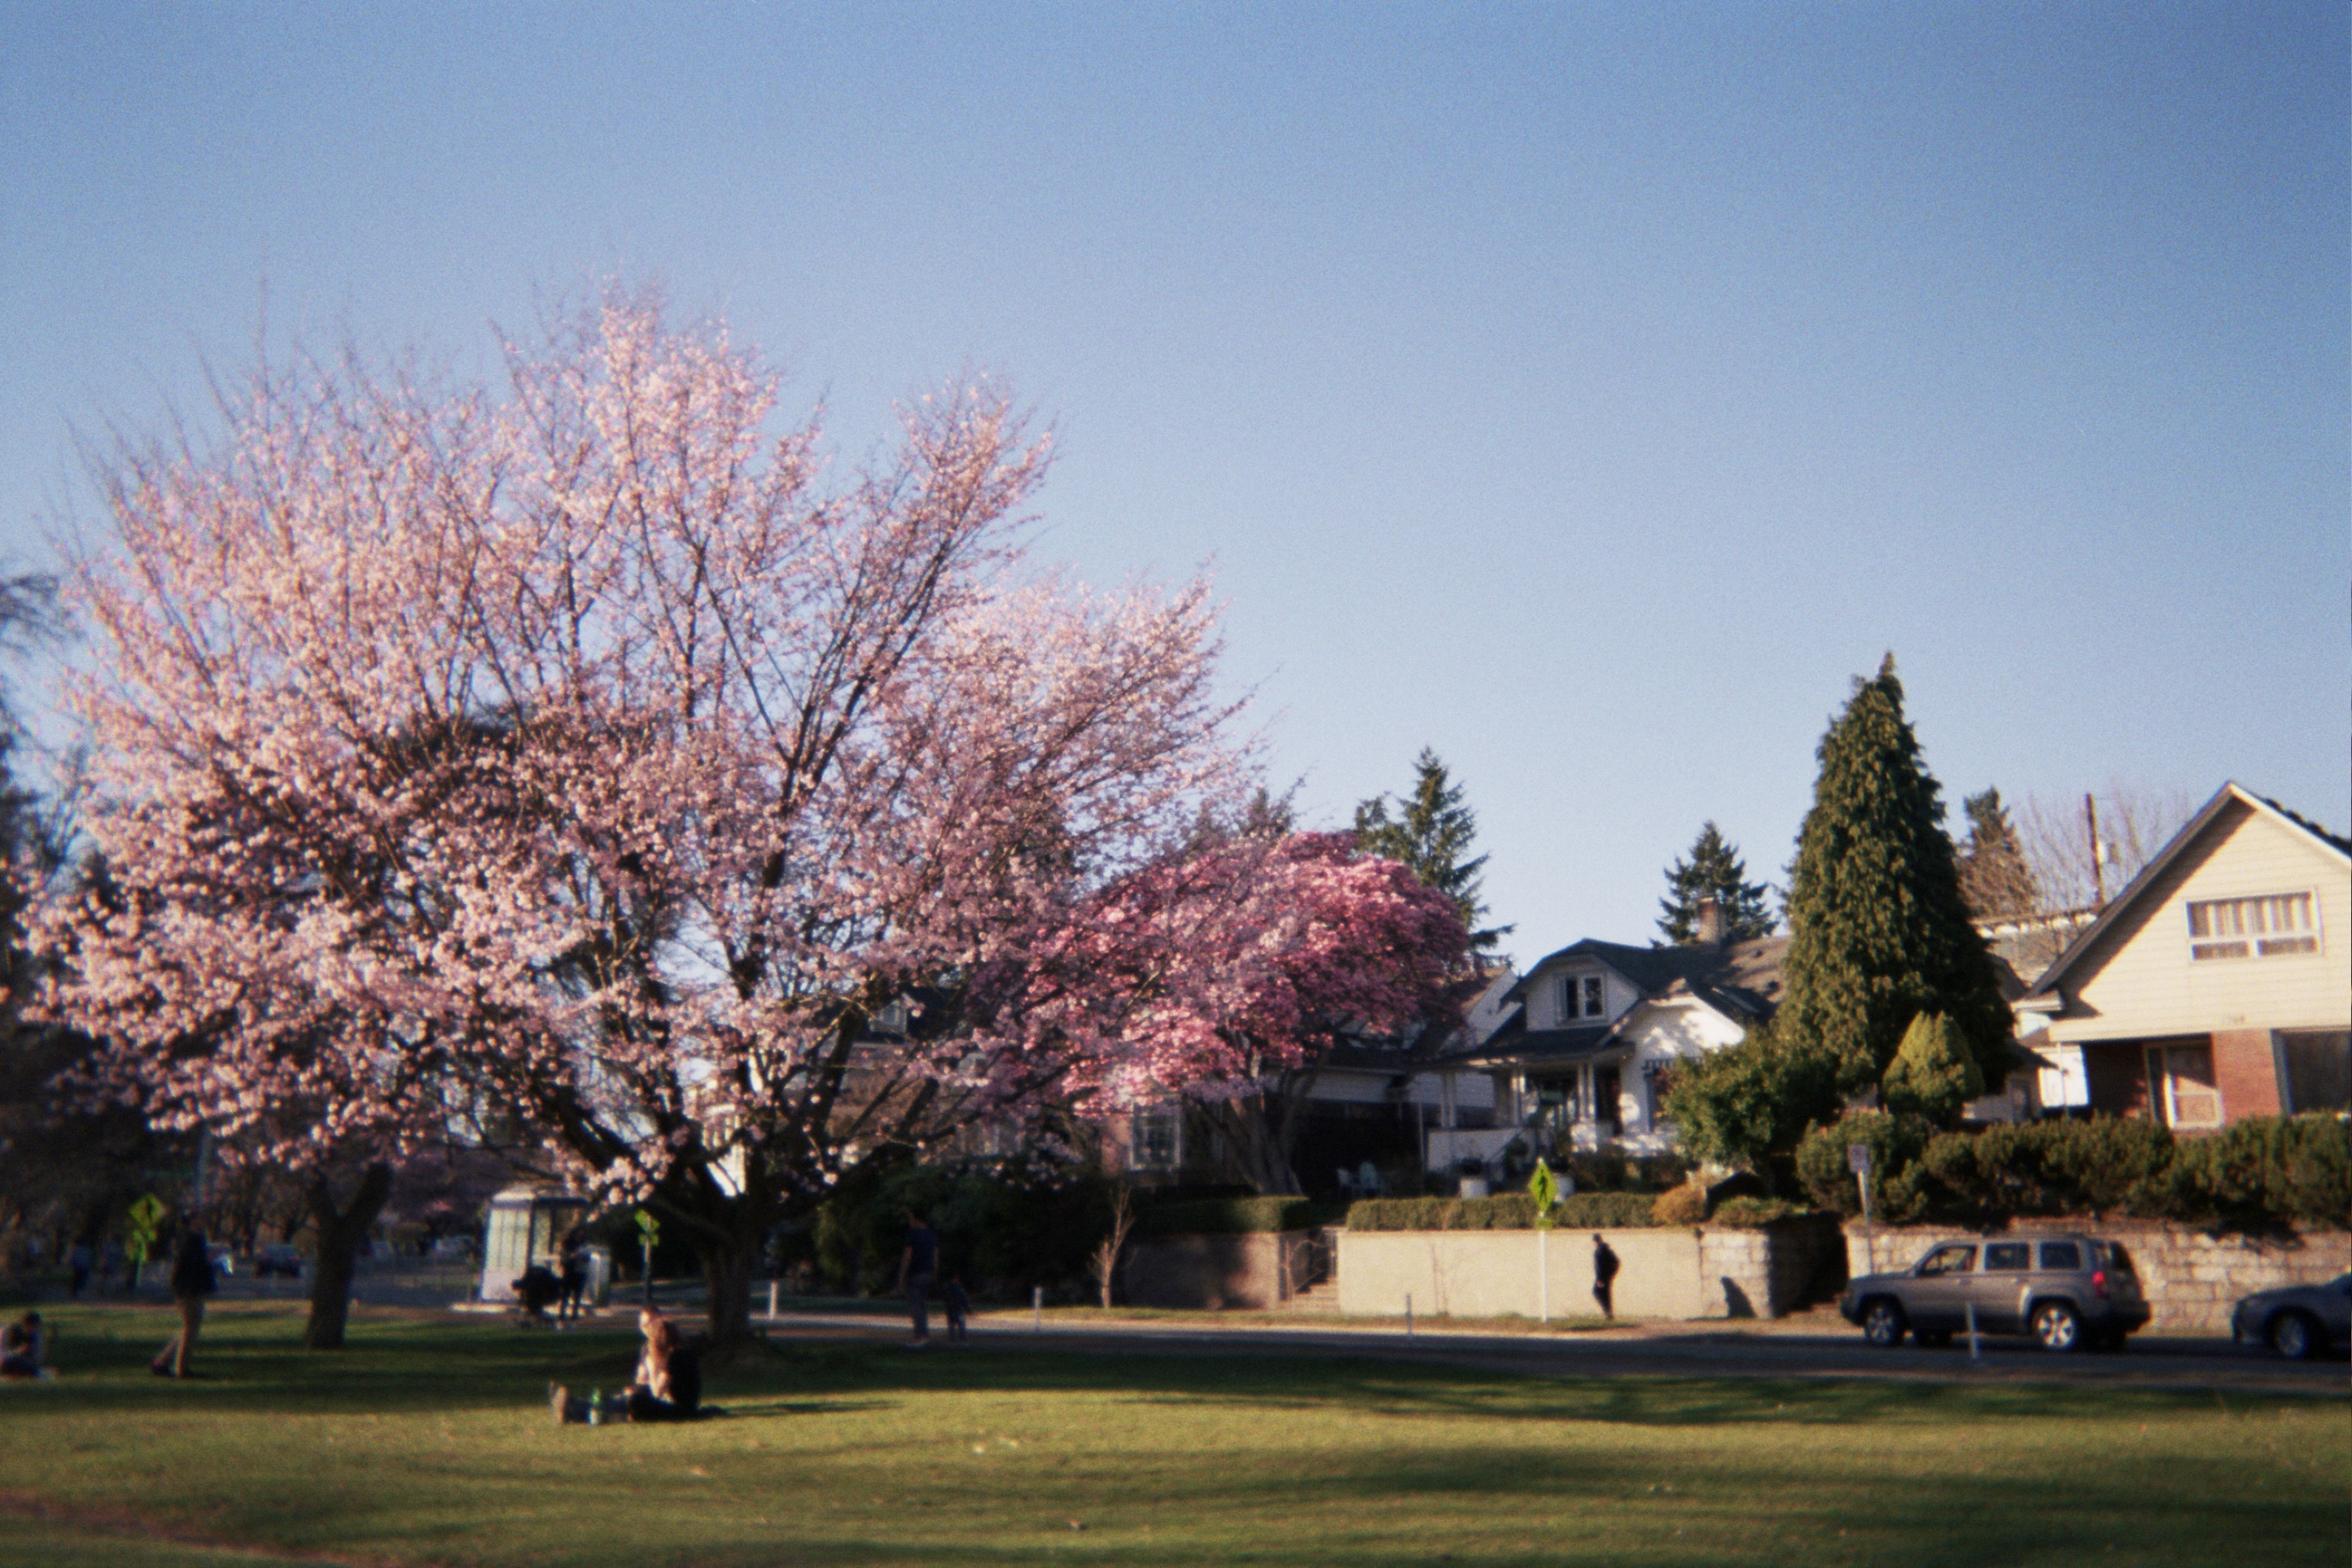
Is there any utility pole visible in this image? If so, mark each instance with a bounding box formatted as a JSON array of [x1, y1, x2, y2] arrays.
[[2084, 793, 2107, 906]]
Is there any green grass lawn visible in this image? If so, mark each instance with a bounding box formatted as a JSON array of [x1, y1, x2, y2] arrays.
[[2, 1303, 2343, 1567]]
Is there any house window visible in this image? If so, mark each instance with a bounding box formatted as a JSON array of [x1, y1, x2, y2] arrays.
[[2147, 1044, 2223, 1130], [2278, 1030, 2351, 1114], [1581, 975, 1605, 1018], [1131, 1107, 1181, 1171], [2187, 892, 2318, 961]]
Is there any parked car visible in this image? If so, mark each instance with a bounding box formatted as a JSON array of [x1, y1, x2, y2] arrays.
[[1839, 1234, 2151, 1352], [2230, 1273, 2351, 1360], [254, 1243, 305, 1279]]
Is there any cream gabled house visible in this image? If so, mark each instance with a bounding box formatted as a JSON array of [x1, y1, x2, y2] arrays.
[[2016, 783, 2352, 1127]]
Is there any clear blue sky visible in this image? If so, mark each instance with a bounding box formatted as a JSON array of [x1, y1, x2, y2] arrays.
[[4, 3, 2345, 957]]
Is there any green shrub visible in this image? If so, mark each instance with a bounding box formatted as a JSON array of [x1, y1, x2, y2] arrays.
[[1131, 1196, 1348, 1237], [1791, 1112, 2347, 1232], [1709, 1196, 1806, 1228], [1653, 1183, 1708, 1226], [1345, 1192, 1658, 1231], [1794, 1112, 1933, 1220], [2158, 1115, 2352, 1230], [1881, 1013, 1984, 1127]]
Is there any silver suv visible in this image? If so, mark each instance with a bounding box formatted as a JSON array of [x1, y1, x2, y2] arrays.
[[1839, 1234, 2151, 1352]]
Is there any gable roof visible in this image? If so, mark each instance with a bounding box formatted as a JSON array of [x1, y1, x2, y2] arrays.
[[2023, 782, 2351, 1004], [1460, 935, 1788, 1068], [1504, 935, 1788, 1022]]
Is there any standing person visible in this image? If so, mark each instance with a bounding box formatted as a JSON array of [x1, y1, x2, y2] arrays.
[[941, 1272, 970, 1344], [1590, 1234, 1621, 1321], [67, 1240, 93, 1301], [897, 1210, 938, 1345], [557, 1230, 587, 1323], [151, 1227, 217, 1377]]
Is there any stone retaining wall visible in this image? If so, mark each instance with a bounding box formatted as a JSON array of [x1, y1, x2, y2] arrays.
[[1846, 1221, 2351, 1334], [1697, 1214, 1847, 1318], [1122, 1231, 1312, 1310]]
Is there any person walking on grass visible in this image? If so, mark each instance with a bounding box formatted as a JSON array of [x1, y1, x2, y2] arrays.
[[1591, 1233, 1621, 1321], [151, 1227, 217, 1377], [898, 1209, 938, 1345]]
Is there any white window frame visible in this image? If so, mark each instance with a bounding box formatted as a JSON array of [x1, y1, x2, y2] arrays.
[[1131, 1105, 1182, 1171], [1581, 975, 1606, 1019], [2186, 890, 2320, 963], [2147, 1043, 2223, 1130]]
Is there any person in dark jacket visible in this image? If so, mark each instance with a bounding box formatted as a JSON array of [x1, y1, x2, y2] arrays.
[[897, 1210, 938, 1345], [151, 1228, 217, 1377], [557, 1232, 588, 1322], [1, 1311, 45, 1377], [1591, 1234, 1621, 1321]]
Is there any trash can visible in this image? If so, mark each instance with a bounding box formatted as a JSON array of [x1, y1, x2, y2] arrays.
[[582, 1243, 613, 1308]]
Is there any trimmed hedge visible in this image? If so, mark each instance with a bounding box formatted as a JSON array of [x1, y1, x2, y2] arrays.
[[1708, 1196, 1809, 1229], [1345, 1192, 1661, 1231], [1795, 1112, 2351, 1231], [1131, 1196, 1349, 1237]]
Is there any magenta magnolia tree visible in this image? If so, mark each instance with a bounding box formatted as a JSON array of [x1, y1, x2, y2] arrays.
[[1056, 830, 1473, 1194]]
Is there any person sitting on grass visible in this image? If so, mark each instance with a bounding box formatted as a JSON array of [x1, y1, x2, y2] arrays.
[[512, 1263, 562, 1327], [620, 1306, 703, 1423], [1, 1311, 47, 1379]]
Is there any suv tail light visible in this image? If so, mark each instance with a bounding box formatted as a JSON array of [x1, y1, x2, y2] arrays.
[[2091, 1269, 2109, 1298]]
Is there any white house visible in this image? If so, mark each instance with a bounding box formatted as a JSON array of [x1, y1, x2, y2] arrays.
[[1447, 904, 1786, 1160]]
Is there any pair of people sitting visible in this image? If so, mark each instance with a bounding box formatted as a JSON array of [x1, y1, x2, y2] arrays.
[[551, 1307, 702, 1424]]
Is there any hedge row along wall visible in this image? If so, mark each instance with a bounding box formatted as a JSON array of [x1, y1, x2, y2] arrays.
[[1345, 1193, 1661, 1231], [1798, 1112, 2351, 1231], [1131, 1197, 1350, 1238]]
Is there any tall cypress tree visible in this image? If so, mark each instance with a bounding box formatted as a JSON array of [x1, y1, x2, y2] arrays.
[[1656, 822, 1776, 945], [1777, 656, 2011, 1095], [1354, 747, 1509, 953]]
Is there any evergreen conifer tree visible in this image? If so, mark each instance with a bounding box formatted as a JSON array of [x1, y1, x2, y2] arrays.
[[1354, 748, 1508, 953], [1956, 787, 2039, 921], [1776, 656, 2012, 1095], [1655, 822, 1776, 945], [1880, 1011, 1984, 1126]]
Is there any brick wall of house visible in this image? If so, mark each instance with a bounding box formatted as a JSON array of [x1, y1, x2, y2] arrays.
[[2211, 1028, 2284, 1120]]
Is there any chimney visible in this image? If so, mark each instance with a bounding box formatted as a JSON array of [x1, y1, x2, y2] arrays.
[[1695, 896, 1725, 949]]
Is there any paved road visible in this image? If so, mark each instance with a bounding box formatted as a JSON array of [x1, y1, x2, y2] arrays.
[[764, 1308, 2352, 1397]]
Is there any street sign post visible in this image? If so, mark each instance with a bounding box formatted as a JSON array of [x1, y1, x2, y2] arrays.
[[1848, 1143, 1876, 1263]]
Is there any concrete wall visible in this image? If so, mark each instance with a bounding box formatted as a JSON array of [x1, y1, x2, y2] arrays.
[[1123, 1232, 1312, 1310], [1846, 1221, 2352, 1334], [1334, 1223, 1846, 1322]]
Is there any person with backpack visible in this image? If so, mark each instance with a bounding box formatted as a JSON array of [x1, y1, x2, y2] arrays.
[[1591, 1234, 1621, 1321]]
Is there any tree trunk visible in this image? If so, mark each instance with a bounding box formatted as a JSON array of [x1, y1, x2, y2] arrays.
[[1207, 1082, 1309, 1195], [303, 1162, 392, 1351], [699, 1240, 757, 1356]]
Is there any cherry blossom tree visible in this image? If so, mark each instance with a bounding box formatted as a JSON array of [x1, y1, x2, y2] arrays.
[[37, 290, 1252, 1346], [1047, 830, 1474, 1194]]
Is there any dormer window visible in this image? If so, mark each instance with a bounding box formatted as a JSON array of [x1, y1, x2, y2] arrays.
[[1557, 972, 1606, 1025]]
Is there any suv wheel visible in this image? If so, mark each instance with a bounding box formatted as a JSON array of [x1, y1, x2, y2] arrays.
[[2270, 1312, 2319, 1361], [2031, 1301, 2082, 1353], [1860, 1298, 1907, 1348]]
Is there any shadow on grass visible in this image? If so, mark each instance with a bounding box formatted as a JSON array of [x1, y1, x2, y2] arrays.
[[20, 1303, 2308, 1439]]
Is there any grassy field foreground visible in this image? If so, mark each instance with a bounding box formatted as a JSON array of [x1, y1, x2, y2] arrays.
[[0, 1304, 2343, 1567]]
